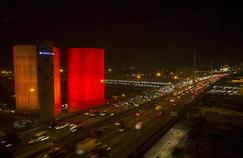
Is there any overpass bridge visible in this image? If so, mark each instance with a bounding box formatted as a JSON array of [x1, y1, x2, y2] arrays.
[[104, 79, 171, 88]]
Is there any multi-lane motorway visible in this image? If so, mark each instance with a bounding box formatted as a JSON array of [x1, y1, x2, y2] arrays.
[[9, 74, 225, 158]]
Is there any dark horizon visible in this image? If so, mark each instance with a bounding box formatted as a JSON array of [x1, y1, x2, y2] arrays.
[[1, 1, 243, 69]]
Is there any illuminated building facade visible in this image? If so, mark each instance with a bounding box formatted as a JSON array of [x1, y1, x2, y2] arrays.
[[13, 42, 61, 119], [13, 45, 39, 111], [53, 47, 62, 115], [67, 48, 104, 111]]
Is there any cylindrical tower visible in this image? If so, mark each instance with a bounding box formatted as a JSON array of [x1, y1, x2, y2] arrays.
[[13, 45, 39, 112], [67, 48, 104, 112]]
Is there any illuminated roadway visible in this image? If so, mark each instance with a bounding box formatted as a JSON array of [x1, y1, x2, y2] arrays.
[[11, 74, 225, 158], [104, 79, 170, 88], [31, 93, 192, 158], [106, 94, 192, 158]]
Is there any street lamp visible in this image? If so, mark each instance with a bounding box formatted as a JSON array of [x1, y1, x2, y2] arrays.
[[29, 88, 35, 92], [173, 76, 178, 80], [136, 74, 141, 79], [156, 72, 161, 77]]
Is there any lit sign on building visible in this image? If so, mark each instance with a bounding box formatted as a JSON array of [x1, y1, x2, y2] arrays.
[[39, 52, 54, 55]]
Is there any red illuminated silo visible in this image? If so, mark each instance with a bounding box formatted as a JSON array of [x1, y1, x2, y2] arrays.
[[67, 48, 104, 112], [53, 47, 62, 115]]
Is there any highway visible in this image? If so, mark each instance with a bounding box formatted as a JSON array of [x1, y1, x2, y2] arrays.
[[9, 74, 224, 158], [107, 94, 192, 158], [34, 94, 190, 158], [13, 91, 169, 157]]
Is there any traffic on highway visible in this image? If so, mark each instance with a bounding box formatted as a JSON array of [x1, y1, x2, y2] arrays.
[[1, 74, 226, 158]]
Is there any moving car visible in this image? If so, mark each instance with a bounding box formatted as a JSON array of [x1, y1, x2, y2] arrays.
[[28, 131, 49, 144], [118, 125, 130, 132], [135, 122, 144, 130], [75, 138, 102, 155], [114, 120, 124, 126]]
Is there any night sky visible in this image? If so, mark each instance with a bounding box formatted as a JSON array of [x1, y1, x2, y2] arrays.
[[0, 1, 243, 69]]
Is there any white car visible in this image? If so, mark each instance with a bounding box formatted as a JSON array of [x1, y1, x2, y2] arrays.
[[124, 102, 129, 105], [28, 135, 50, 144], [100, 112, 106, 116], [83, 112, 89, 116], [114, 104, 120, 108], [55, 123, 70, 130], [169, 99, 175, 102], [133, 103, 139, 107]]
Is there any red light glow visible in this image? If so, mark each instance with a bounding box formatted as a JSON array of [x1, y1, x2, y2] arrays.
[[67, 48, 104, 112], [53, 47, 62, 115]]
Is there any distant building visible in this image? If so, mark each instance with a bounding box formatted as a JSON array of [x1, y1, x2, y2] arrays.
[[67, 48, 104, 112], [13, 41, 61, 119]]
